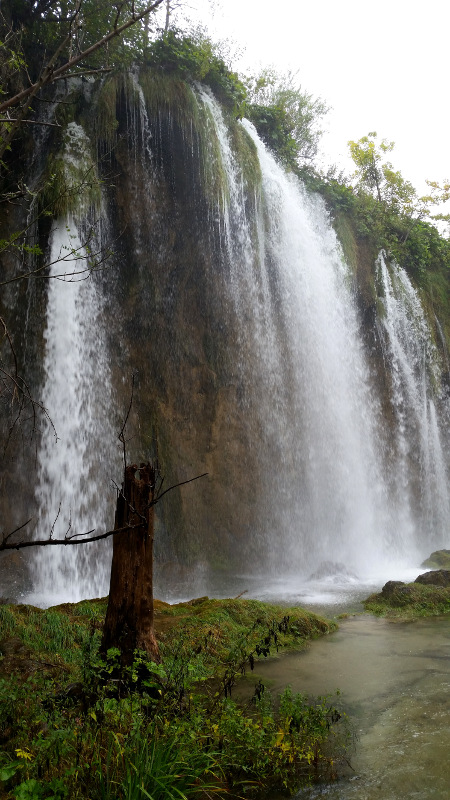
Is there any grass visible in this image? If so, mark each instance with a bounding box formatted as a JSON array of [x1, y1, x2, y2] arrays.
[[0, 597, 347, 799], [421, 549, 450, 569], [363, 583, 450, 619], [0, 597, 334, 678]]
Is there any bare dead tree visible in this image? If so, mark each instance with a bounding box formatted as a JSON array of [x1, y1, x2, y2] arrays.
[[102, 462, 160, 663]]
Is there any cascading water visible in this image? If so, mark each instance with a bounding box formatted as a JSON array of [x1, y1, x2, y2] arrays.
[[244, 123, 389, 576], [376, 252, 449, 550], [177, 91, 448, 580], [194, 98, 391, 578], [25, 81, 449, 604], [29, 124, 118, 604]]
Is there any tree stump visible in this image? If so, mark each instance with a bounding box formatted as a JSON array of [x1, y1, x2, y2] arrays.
[[101, 463, 159, 666]]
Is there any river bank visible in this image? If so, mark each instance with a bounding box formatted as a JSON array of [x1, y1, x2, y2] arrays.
[[253, 614, 450, 800], [0, 596, 348, 799]]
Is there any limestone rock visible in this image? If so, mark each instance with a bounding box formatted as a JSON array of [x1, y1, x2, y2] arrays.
[[381, 580, 405, 597], [414, 570, 450, 587]]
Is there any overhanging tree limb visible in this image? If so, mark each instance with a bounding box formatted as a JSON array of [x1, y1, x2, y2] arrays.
[[0, 0, 166, 162], [0, 0, 165, 114], [0, 472, 208, 552]]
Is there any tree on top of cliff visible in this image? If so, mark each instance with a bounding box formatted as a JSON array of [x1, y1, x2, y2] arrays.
[[245, 68, 329, 170], [348, 131, 450, 223], [0, 0, 168, 164], [344, 132, 450, 292], [348, 132, 416, 212]]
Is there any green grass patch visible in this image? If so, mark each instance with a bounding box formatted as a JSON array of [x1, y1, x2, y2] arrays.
[[363, 583, 450, 619], [421, 549, 450, 570], [0, 597, 347, 799]]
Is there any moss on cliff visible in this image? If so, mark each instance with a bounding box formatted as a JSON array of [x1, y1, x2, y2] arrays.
[[41, 121, 102, 219]]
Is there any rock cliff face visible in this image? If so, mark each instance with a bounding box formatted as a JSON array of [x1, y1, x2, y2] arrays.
[[1, 70, 449, 601]]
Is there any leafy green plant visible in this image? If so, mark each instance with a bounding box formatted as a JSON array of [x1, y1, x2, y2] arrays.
[[0, 599, 350, 799], [94, 728, 220, 800], [245, 68, 328, 169]]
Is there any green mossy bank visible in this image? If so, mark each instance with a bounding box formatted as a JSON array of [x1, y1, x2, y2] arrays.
[[364, 584, 450, 619], [0, 598, 353, 800], [364, 569, 450, 620]]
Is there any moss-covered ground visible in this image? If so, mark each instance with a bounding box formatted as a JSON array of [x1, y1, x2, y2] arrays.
[[363, 583, 450, 619], [0, 597, 351, 800]]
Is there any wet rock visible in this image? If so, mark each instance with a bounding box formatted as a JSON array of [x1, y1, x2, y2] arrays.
[[381, 580, 406, 597], [396, 586, 414, 598], [414, 570, 450, 587], [0, 550, 33, 603]]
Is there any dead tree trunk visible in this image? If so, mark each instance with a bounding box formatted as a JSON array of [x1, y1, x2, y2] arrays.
[[101, 463, 159, 666]]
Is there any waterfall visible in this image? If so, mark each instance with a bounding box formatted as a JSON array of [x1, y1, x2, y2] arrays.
[[197, 101, 390, 577], [245, 123, 388, 575], [189, 93, 449, 578], [376, 253, 449, 550], [30, 124, 117, 604], [26, 84, 449, 603]]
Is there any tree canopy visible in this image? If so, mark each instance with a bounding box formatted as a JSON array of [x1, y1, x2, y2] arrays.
[[245, 68, 329, 170], [348, 131, 450, 224]]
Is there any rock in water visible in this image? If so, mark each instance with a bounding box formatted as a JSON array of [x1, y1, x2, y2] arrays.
[[308, 561, 359, 583]]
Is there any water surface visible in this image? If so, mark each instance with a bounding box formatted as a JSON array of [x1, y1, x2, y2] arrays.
[[251, 615, 450, 799]]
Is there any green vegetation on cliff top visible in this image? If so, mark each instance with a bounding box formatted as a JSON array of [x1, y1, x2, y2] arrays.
[[2, 6, 448, 348]]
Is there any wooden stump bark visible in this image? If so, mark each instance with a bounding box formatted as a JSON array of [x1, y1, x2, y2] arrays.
[[101, 463, 159, 665]]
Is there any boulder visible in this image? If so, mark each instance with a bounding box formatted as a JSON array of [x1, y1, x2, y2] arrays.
[[414, 570, 450, 587], [381, 580, 405, 597]]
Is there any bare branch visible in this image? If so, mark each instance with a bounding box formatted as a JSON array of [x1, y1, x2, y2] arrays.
[[0, 524, 138, 551], [0, 473, 208, 552], [1, 314, 56, 451], [153, 472, 208, 504], [118, 371, 138, 469], [2, 119, 62, 128], [0, 0, 165, 115], [0, 220, 123, 287], [1, 518, 33, 545]]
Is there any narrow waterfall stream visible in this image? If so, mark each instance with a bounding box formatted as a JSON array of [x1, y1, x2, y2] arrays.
[[30, 215, 116, 604], [376, 253, 450, 548]]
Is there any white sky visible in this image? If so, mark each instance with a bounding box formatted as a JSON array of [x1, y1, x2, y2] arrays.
[[161, 0, 450, 196]]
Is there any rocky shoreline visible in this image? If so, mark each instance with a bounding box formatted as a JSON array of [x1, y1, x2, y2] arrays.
[[364, 550, 450, 618]]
